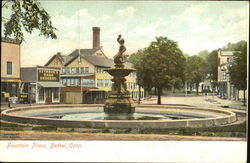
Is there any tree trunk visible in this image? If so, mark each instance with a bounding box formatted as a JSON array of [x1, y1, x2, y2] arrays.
[[157, 87, 161, 105], [154, 87, 157, 95], [138, 85, 141, 104], [196, 83, 199, 95], [243, 89, 246, 106]]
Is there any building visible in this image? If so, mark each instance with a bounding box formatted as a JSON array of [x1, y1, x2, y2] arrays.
[[1, 37, 22, 102], [20, 66, 64, 104], [217, 50, 238, 100], [45, 27, 144, 103]]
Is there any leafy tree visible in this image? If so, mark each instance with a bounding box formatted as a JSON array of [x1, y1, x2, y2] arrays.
[[206, 50, 219, 89], [228, 41, 247, 106], [185, 55, 207, 95], [171, 77, 183, 93], [2, 0, 57, 42], [222, 41, 246, 51], [197, 50, 209, 60], [130, 37, 186, 104]]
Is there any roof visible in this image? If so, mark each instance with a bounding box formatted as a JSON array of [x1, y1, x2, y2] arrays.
[[83, 55, 134, 68], [1, 37, 22, 44], [45, 47, 134, 68]]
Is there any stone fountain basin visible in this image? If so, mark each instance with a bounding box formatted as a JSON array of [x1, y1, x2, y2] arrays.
[[104, 67, 135, 77], [1, 104, 236, 129]]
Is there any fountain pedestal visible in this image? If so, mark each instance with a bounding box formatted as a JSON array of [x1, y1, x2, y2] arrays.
[[104, 68, 135, 114], [104, 35, 135, 116]]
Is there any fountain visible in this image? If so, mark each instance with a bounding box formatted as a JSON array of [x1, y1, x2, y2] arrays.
[[103, 35, 135, 119], [0, 35, 238, 130]]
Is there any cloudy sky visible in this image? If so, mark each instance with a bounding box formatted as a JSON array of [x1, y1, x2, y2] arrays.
[[2, 1, 249, 67]]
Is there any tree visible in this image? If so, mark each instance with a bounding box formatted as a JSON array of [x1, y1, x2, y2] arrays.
[[206, 50, 219, 89], [197, 50, 210, 60], [2, 0, 57, 42], [129, 37, 186, 104], [228, 41, 247, 106], [185, 55, 207, 95]]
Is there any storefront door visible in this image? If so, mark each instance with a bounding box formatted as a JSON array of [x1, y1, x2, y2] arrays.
[[45, 88, 52, 103]]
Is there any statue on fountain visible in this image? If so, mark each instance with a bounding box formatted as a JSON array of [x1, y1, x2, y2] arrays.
[[114, 35, 126, 68]]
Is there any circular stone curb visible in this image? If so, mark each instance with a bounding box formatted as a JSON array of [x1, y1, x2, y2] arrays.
[[1, 104, 237, 129]]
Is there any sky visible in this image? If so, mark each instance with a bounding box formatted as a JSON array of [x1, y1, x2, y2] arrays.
[[2, 1, 249, 67]]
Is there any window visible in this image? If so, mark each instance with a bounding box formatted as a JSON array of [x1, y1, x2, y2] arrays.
[[81, 67, 85, 74], [75, 78, 80, 86], [85, 67, 89, 73], [76, 67, 80, 74], [7, 62, 12, 75], [71, 68, 76, 74], [66, 79, 70, 86], [62, 78, 67, 85], [105, 79, 109, 87], [66, 68, 70, 74], [61, 68, 66, 74], [70, 78, 75, 86], [97, 79, 104, 87], [39, 88, 44, 101]]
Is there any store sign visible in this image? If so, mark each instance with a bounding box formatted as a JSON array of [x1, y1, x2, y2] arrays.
[[38, 69, 59, 82]]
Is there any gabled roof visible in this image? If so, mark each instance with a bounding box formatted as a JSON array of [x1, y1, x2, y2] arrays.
[[64, 47, 107, 66], [45, 47, 134, 68], [44, 53, 66, 66]]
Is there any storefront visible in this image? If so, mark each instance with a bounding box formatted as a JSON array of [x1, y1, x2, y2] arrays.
[[20, 66, 64, 104], [1, 78, 21, 102]]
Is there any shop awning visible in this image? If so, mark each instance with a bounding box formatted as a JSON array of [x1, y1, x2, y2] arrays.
[[38, 82, 65, 88], [1, 79, 21, 82]]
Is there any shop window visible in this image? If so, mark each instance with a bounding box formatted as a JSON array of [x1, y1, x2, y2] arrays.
[[7, 62, 12, 75], [39, 88, 44, 102], [53, 88, 59, 101]]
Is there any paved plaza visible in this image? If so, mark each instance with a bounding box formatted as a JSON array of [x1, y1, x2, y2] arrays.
[[140, 95, 247, 113]]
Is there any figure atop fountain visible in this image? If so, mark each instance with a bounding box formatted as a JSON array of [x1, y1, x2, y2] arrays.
[[114, 34, 126, 68]]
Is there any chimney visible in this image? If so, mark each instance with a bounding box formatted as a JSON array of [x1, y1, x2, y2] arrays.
[[92, 27, 100, 49]]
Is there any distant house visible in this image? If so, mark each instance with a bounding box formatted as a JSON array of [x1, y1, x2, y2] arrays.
[[217, 50, 239, 100], [45, 27, 143, 104], [1, 37, 22, 102]]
